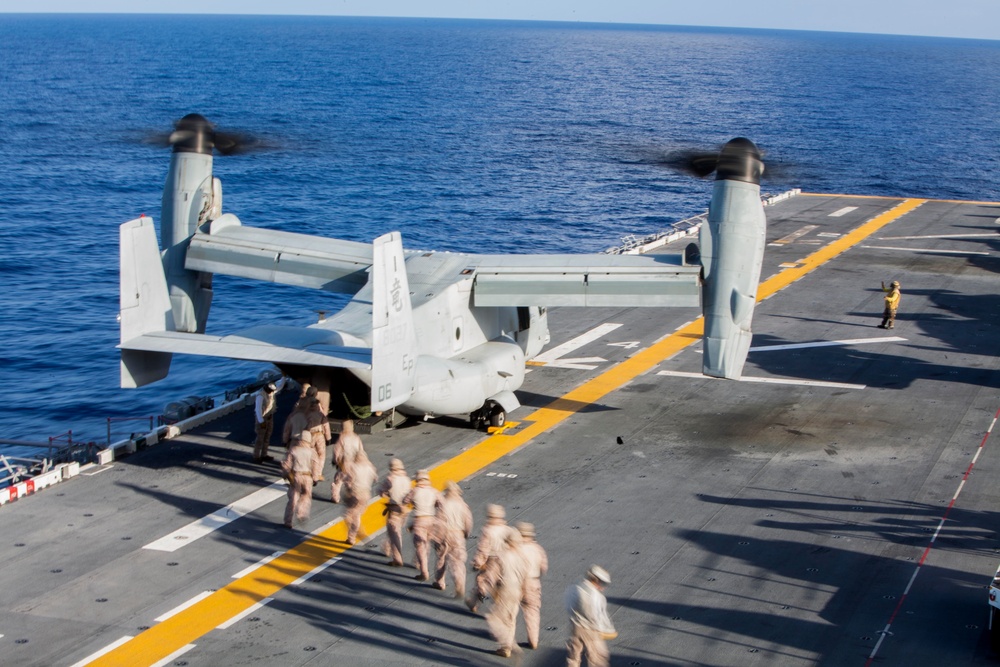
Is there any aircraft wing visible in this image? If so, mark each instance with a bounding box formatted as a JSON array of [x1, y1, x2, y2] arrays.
[[119, 325, 372, 369], [184, 214, 373, 294], [467, 253, 702, 307], [181, 213, 701, 307]]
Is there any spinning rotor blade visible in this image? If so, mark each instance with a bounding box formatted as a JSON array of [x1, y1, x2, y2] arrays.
[[139, 113, 272, 155], [659, 148, 723, 178], [637, 140, 799, 184]]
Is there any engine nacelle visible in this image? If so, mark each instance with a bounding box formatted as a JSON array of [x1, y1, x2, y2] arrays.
[[161, 113, 218, 333], [699, 138, 767, 379]]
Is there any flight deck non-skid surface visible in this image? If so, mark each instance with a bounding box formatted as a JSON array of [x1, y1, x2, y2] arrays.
[[2, 193, 1000, 666]]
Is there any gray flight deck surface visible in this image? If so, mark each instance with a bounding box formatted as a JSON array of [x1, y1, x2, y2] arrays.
[[2, 193, 1000, 666]]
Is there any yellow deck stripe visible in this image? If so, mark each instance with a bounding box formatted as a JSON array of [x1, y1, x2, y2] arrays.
[[758, 198, 926, 300], [88, 197, 924, 666], [799, 192, 999, 206]]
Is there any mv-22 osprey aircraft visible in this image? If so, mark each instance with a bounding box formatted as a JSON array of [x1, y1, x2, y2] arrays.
[[119, 114, 766, 428]]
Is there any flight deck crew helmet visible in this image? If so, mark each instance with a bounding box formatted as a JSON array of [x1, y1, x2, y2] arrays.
[[487, 504, 506, 519], [416, 469, 431, 482], [265, 382, 276, 392], [891, 281, 900, 288], [587, 565, 611, 585], [390, 458, 405, 471], [516, 522, 535, 538]]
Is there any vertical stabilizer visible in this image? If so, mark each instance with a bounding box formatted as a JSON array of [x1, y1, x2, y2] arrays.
[[370, 232, 417, 412], [120, 217, 175, 387]]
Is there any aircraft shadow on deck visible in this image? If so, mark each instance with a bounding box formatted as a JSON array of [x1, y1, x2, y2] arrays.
[[512, 391, 619, 414], [750, 289, 1000, 391], [602, 488, 1000, 660]]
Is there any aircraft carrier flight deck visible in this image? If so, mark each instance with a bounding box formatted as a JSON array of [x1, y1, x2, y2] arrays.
[[2, 192, 1000, 667]]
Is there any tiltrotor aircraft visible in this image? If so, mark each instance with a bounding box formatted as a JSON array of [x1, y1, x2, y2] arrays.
[[119, 114, 766, 428]]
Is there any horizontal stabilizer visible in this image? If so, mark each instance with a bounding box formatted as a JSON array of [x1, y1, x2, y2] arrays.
[[120, 325, 372, 369], [185, 215, 374, 294]]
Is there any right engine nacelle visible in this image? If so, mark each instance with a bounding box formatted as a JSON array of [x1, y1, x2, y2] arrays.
[[699, 138, 767, 380]]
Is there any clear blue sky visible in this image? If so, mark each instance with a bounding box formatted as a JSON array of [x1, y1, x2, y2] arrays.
[[0, 1, 997, 41]]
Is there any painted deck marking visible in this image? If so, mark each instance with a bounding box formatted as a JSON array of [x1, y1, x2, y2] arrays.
[[860, 245, 990, 256], [829, 206, 858, 217], [865, 404, 1000, 666], [69, 636, 133, 667], [149, 644, 195, 667], [82, 465, 115, 477], [216, 598, 274, 630], [538, 356, 607, 370], [143, 481, 287, 552], [878, 233, 999, 240], [657, 370, 865, 390], [154, 591, 214, 622], [748, 336, 906, 352], [290, 556, 341, 587], [528, 322, 622, 368], [232, 551, 283, 579], [773, 224, 818, 245], [86, 199, 925, 667]]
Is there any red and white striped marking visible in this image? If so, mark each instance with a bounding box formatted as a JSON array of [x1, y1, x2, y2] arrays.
[[0, 463, 79, 508], [864, 406, 1000, 665]]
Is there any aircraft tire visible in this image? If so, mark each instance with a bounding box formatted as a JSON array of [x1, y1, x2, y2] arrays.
[[489, 405, 506, 428]]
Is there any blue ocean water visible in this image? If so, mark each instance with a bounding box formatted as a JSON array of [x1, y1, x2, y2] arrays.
[[1, 15, 999, 453]]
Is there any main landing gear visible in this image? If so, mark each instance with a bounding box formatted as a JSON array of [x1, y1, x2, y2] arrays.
[[472, 401, 506, 430]]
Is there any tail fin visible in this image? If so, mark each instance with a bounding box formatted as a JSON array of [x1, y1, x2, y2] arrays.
[[370, 232, 418, 412], [119, 217, 174, 388]]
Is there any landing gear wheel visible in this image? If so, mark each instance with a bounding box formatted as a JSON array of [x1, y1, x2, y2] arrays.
[[489, 405, 506, 428]]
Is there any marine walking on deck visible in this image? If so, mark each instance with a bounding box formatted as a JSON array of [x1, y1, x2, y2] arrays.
[[331, 418, 365, 503], [339, 447, 378, 545], [517, 521, 548, 650], [378, 458, 412, 567], [486, 527, 529, 658], [304, 396, 331, 482], [565, 565, 616, 667], [280, 429, 314, 528], [432, 481, 473, 598], [467, 503, 509, 613], [403, 469, 440, 581]]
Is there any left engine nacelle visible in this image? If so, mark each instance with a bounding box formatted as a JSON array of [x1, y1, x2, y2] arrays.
[[160, 113, 219, 334]]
